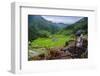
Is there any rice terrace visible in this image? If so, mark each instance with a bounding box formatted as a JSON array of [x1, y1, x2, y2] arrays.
[[28, 15, 88, 61]]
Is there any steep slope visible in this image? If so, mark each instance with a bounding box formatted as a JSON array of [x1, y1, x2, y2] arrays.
[[28, 15, 60, 41], [60, 17, 88, 35]]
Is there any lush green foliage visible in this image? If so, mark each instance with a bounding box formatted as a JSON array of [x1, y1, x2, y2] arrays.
[[28, 15, 60, 41], [28, 15, 88, 60], [30, 35, 73, 48], [28, 15, 88, 41], [64, 17, 88, 35]]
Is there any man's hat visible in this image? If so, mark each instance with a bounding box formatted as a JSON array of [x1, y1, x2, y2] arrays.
[[75, 30, 83, 36]]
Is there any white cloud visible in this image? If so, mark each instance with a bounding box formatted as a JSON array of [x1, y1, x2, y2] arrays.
[[42, 15, 83, 24]]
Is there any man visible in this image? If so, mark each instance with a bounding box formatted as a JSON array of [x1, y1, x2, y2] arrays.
[[75, 30, 83, 48], [74, 30, 84, 58]]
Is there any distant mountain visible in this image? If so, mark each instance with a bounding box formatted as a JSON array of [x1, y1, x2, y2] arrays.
[[60, 17, 88, 35], [28, 15, 88, 41], [54, 23, 70, 28], [28, 15, 60, 41]]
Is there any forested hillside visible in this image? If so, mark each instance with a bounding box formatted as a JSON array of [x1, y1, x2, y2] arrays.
[[59, 17, 88, 35], [28, 15, 71, 41], [28, 15, 62, 41]]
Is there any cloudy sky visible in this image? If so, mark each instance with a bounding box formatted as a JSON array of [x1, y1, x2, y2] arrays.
[[42, 15, 83, 24]]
